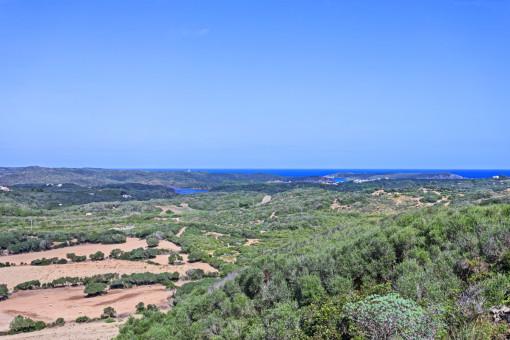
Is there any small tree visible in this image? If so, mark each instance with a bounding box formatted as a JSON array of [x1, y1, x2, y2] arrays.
[[76, 316, 90, 323], [84, 282, 107, 297], [188, 251, 202, 263], [146, 237, 159, 248]]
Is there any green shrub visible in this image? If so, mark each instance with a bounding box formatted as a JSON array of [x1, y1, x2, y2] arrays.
[[84, 283, 107, 297], [101, 306, 116, 319], [188, 251, 203, 263], [76, 316, 90, 323], [0, 284, 8, 300], [90, 251, 105, 261], [9, 315, 44, 334], [54, 318, 65, 326], [14, 280, 40, 291], [146, 237, 159, 248]]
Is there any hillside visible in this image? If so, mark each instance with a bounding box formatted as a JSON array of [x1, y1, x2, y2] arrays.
[[0, 167, 288, 189], [328, 171, 465, 181]]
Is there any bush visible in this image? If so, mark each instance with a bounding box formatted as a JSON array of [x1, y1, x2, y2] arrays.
[[188, 251, 203, 263], [344, 294, 445, 339], [0, 284, 8, 300], [146, 237, 159, 248], [110, 248, 123, 259], [14, 280, 40, 291], [66, 253, 86, 262], [54, 317, 65, 326], [102, 306, 116, 319], [136, 302, 145, 312], [76, 316, 90, 323], [9, 315, 44, 334], [168, 254, 183, 264], [90, 251, 105, 261], [84, 283, 107, 297], [105, 317, 115, 323]]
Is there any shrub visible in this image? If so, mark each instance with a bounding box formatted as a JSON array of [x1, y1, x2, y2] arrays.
[[90, 251, 105, 261], [105, 318, 115, 323], [14, 280, 40, 291], [186, 269, 205, 280], [146, 237, 159, 248], [168, 254, 183, 264], [110, 248, 123, 259], [54, 318, 65, 326], [136, 302, 145, 312], [66, 253, 86, 262], [84, 283, 107, 297], [344, 293, 445, 339], [188, 251, 203, 263], [0, 284, 8, 300], [76, 316, 90, 323], [9, 315, 43, 334], [102, 306, 116, 319]]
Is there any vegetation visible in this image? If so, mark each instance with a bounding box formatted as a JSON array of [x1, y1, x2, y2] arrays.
[[3, 168, 510, 338]]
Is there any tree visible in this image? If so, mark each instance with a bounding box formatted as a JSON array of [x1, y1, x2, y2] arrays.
[[110, 248, 123, 259], [84, 282, 107, 297], [136, 302, 145, 312], [9, 315, 44, 334]]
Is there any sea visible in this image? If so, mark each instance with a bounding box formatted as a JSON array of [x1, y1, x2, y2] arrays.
[[140, 169, 510, 179]]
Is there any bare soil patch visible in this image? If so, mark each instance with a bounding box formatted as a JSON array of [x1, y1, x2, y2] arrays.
[[244, 239, 260, 246], [175, 227, 186, 238], [0, 285, 171, 332], [257, 195, 271, 205], [155, 203, 194, 215]]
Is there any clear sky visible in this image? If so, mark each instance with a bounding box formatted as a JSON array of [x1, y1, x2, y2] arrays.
[[1, 0, 509, 169]]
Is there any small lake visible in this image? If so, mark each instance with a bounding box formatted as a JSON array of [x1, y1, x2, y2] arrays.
[[171, 188, 209, 195], [328, 178, 349, 182]]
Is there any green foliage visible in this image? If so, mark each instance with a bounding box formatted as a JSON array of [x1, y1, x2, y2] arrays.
[[101, 306, 116, 319], [14, 280, 40, 291], [344, 293, 445, 339], [84, 282, 107, 297], [54, 318, 65, 326], [89, 251, 105, 261], [9, 315, 45, 334], [146, 237, 159, 248], [0, 284, 8, 300], [76, 316, 90, 323]]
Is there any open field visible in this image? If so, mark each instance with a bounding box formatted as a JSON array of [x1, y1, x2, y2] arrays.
[[1, 321, 123, 340], [0, 238, 180, 265], [0, 285, 171, 332], [0, 258, 217, 290]]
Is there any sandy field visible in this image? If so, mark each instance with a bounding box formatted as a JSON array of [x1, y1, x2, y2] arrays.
[[257, 195, 271, 205], [0, 285, 172, 332], [175, 227, 186, 238], [0, 258, 217, 290], [0, 238, 181, 265], [1, 320, 123, 340], [155, 203, 194, 215]]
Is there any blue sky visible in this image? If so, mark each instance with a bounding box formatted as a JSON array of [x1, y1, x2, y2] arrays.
[[1, 0, 509, 169]]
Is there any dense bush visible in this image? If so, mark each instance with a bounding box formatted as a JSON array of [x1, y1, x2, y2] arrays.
[[0, 284, 8, 300], [84, 282, 107, 297], [146, 237, 159, 248], [89, 251, 105, 261], [76, 316, 90, 323], [9, 315, 45, 334], [14, 280, 40, 291]]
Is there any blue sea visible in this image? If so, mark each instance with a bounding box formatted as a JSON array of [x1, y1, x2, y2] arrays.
[[141, 169, 510, 179]]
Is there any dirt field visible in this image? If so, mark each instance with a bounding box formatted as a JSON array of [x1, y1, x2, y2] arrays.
[[257, 195, 271, 205], [155, 203, 194, 215], [1, 238, 181, 265], [1, 320, 123, 340], [0, 285, 172, 332], [0, 258, 217, 290], [175, 227, 186, 238]]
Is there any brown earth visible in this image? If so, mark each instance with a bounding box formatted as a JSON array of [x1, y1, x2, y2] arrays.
[[244, 239, 260, 246], [1, 320, 123, 340], [257, 195, 271, 205], [0, 258, 217, 290], [0, 238, 181, 265], [155, 203, 194, 215], [0, 285, 172, 332]]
